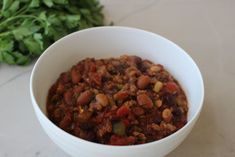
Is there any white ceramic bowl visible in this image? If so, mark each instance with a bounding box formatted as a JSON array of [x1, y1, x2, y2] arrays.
[[30, 26, 204, 157]]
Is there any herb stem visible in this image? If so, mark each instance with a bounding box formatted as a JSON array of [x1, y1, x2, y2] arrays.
[[0, 15, 45, 28], [0, 31, 12, 37], [13, 4, 29, 17]]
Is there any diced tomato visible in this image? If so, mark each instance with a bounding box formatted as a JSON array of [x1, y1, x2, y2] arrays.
[[122, 119, 130, 126], [116, 105, 130, 117], [165, 82, 178, 93]]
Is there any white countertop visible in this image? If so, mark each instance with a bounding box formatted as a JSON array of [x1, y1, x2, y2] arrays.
[[1, 0, 235, 156]]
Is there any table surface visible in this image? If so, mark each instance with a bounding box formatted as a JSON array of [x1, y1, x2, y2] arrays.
[[1, 0, 235, 157]]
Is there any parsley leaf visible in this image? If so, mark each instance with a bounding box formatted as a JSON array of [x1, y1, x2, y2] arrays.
[[0, 0, 104, 65]]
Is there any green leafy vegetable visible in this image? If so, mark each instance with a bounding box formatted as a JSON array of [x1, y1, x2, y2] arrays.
[[0, 0, 104, 65]]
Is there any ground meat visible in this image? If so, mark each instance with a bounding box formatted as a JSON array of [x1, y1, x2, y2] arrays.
[[46, 55, 188, 146]]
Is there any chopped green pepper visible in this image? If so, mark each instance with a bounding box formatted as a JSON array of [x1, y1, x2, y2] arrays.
[[113, 121, 126, 136]]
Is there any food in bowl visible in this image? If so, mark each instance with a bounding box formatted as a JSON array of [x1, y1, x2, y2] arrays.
[[30, 27, 204, 157], [46, 55, 188, 145]]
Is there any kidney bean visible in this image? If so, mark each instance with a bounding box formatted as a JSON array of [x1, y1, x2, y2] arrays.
[[60, 72, 70, 83], [89, 72, 102, 86], [129, 55, 142, 66], [53, 108, 63, 122], [71, 68, 81, 84], [113, 91, 129, 101], [97, 65, 110, 78], [84, 60, 96, 72], [59, 114, 72, 130], [77, 90, 94, 106], [64, 89, 74, 105], [56, 82, 65, 94], [76, 63, 84, 74], [73, 85, 84, 94], [142, 60, 152, 69], [137, 75, 151, 89], [137, 93, 153, 108]]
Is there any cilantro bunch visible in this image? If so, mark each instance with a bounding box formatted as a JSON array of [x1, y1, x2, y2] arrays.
[[0, 0, 104, 65]]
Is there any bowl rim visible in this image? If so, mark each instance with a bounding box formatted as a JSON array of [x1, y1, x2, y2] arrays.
[[30, 26, 204, 149]]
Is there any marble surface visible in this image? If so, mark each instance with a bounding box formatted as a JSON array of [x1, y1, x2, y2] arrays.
[[0, 0, 235, 156]]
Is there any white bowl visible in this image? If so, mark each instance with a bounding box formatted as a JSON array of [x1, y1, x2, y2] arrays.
[[30, 26, 204, 157]]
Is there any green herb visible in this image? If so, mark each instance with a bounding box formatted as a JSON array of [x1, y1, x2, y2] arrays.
[[0, 0, 104, 65]]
